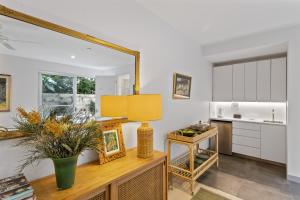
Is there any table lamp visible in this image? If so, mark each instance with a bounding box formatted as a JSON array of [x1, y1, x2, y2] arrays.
[[100, 96, 128, 117], [127, 94, 162, 158]]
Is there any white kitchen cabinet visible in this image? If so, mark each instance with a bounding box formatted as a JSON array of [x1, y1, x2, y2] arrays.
[[232, 121, 261, 131], [220, 120, 286, 162], [244, 62, 257, 101], [213, 65, 233, 101], [233, 135, 260, 148], [261, 124, 286, 163], [233, 63, 245, 101], [271, 58, 287, 101], [257, 60, 271, 101], [232, 144, 261, 158], [212, 57, 286, 102], [232, 121, 261, 158], [232, 128, 260, 139]]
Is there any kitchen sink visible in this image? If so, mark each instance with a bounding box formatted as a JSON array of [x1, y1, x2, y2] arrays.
[[263, 120, 284, 124]]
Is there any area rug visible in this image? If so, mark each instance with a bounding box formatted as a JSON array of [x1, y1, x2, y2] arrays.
[[191, 188, 231, 200]]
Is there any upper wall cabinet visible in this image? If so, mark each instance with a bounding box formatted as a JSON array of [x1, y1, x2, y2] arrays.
[[213, 65, 233, 101], [233, 63, 245, 101], [244, 62, 257, 101], [271, 58, 287, 101], [257, 60, 271, 101], [212, 56, 287, 102]]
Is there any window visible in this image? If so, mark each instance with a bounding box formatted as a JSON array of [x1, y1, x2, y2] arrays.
[[76, 77, 95, 115], [40, 73, 95, 117]]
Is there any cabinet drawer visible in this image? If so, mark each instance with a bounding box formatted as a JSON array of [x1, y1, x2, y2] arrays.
[[232, 144, 260, 158], [232, 135, 260, 148], [232, 121, 260, 131], [232, 128, 260, 139]]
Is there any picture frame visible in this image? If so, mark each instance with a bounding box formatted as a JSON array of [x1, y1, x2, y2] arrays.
[[103, 129, 120, 155], [173, 73, 192, 99], [0, 74, 11, 112], [98, 121, 126, 165]]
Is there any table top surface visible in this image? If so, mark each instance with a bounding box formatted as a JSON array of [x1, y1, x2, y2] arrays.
[[167, 127, 218, 144], [30, 148, 166, 200]]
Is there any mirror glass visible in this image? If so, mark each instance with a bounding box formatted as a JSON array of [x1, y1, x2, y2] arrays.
[[0, 15, 136, 129]]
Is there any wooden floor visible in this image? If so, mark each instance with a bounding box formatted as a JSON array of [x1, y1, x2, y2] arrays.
[[198, 154, 300, 200]]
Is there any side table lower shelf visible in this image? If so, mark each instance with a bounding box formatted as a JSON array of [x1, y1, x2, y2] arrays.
[[170, 149, 218, 181]]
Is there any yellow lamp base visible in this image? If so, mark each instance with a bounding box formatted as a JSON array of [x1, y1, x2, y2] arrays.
[[137, 122, 153, 158]]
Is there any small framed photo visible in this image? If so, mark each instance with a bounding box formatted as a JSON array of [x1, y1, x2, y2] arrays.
[[103, 129, 120, 155], [173, 73, 191, 99], [98, 121, 126, 165], [0, 74, 11, 112]]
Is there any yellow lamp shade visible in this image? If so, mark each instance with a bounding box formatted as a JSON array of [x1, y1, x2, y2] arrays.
[[127, 94, 162, 122], [100, 96, 128, 117]]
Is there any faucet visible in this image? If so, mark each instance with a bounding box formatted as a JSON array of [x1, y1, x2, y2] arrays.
[[272, 109, 275, 122]]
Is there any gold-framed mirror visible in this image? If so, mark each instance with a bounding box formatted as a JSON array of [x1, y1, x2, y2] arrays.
[[0, 5, 140, 140]]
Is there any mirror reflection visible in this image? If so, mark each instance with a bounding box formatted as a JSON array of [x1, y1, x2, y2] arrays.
[[0, 15, 136, 129]]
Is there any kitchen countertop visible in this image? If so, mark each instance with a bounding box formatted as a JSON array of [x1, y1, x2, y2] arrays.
[[210, 117, 287, 126]]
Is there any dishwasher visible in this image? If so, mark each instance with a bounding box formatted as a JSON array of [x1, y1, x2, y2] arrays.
[[210, 120, 232, 155]]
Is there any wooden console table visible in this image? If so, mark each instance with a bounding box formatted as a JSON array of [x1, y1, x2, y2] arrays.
[[167, 127, 218, 195], [0, 130, 26, 140], [31, 148, 167, 200]]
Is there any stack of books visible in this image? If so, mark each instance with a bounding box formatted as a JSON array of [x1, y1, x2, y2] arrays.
[[0, 174, 34, 200]]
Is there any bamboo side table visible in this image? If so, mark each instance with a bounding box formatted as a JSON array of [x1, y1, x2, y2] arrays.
[[167, 127, 218, 195]]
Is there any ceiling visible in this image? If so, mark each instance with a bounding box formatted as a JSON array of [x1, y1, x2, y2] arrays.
[[136, 0, 300, 45], [0, 15, 135, 71]]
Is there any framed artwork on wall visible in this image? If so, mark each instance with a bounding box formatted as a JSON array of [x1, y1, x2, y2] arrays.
[[98, 121, 126, 165], [0, 74, 11, 112], [173, 73, 192, 99]]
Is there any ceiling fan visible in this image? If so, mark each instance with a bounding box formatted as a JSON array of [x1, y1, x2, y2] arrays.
[[0, 34, 41, 51]]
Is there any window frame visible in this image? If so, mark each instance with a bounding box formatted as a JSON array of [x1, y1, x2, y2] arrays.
[[38, 71, 95, 114]]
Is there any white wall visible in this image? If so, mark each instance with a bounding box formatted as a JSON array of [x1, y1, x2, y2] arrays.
[[111, 65, 135, 95], [0, 0, 211, 181], [202, 25, 300, 181], [95, 76, 117, 116]]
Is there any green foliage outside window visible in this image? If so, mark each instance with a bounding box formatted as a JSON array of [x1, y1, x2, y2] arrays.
[[42, 74, 73, 94], [42, 75, 95, 95], [77, 77, 95, 94], [41, 74, 96, 116]]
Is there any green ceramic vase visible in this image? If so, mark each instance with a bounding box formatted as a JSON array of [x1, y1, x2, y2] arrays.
[[52, 155, 78, 190]]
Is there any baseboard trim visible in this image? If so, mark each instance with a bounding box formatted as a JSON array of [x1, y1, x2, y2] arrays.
[[288, 174, 300, 183], [232, 153, 286, 167]]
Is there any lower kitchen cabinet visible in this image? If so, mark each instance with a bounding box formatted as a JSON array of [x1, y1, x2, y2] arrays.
[[232, 144, 261, 158], [233, 135, 260, 148], [261, 124, 286, 164], [232, 121, 261, 158], [232, 121, 286, 164]]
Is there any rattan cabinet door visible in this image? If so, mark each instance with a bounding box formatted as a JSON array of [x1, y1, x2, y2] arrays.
[[88, 191, 106, 200], [85, 186, 109, 200], [89, 192, 106, 200], [118, 163, 164, 200]]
